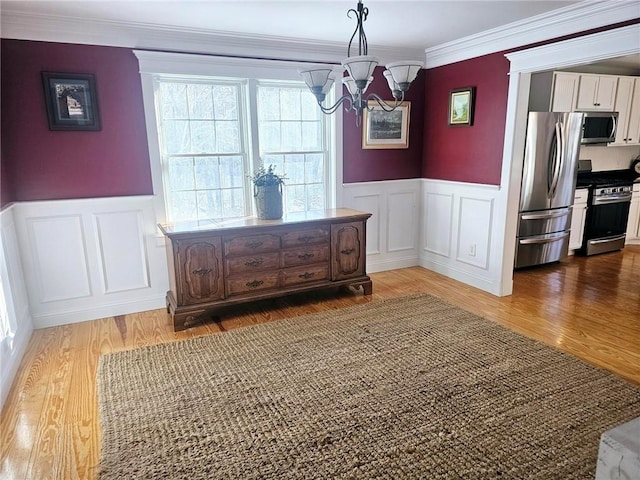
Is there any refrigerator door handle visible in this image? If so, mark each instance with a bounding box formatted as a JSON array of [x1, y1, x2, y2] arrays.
[[550, 121, 563, 199], [547, 122, 562, 198], [519, 232, 570, 245]]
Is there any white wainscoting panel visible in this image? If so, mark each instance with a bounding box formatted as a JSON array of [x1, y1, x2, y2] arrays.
[[424, 192, 453, 257], [95, 210, 150, 293], [13, 196, 168, 328], [349, 194, 381, 255], [342, 179, 421, 272], [27, 214, 92, 302], [0, 206, 34, 411], [456, 197, 493, 269], [387, 191, 417, 253], [420, 179, 503, 294]]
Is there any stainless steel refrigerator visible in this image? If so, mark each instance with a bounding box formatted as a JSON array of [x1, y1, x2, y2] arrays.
[[515, 111, 584, 269]]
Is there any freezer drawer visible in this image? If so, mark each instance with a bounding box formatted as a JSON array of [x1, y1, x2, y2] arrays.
[[518, 207, 572, 237], [515, 231, 570, 269]]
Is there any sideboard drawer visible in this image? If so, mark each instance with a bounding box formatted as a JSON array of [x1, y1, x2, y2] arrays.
[[224, 233, 280, 256], [281, 245, 330, 267], [281, 227, 330, 248], [281, 264, 330, 286], [225, 252, 280, 276], [226, 271, 280, 296]]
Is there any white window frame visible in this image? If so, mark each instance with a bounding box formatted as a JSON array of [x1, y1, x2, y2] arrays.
[[134, 50, 342, 226]]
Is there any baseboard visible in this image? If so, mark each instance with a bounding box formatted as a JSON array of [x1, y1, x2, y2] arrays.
[[32, 295, 167, 329], [367, 256, 419, 274], [0, 321, 33, 413], [419, 256, 502, 296]]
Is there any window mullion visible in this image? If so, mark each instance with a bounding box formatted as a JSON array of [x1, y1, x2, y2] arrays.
[[247, 79, 262, 173]]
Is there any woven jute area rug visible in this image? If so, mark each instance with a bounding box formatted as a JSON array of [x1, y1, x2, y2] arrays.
[[97, 295, 640, 479]]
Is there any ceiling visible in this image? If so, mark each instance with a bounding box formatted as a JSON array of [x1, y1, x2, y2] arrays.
[[0, 0, 583, 51]]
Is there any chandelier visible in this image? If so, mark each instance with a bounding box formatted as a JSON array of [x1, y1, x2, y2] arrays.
[[299, 0, 423, 126]]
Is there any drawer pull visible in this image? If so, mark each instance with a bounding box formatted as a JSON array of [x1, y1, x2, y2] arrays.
[[245, 280, 264, 288], [192, 268, 212, 276], [245, 258, 264, 267], [246, 240, 264, 249], [298, 253, 315, 260], [340, 248, 355, 255], [299, 272, 315, 279], [298, 235, 315, 243]]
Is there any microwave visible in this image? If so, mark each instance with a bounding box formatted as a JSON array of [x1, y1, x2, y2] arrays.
[[580, 111, 618, 145]]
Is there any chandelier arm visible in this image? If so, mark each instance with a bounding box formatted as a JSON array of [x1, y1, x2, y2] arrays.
[[365, 91, 406, 112], [318, 94, 354, 115]]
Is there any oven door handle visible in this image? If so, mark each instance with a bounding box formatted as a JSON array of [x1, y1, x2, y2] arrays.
[[519, 232, 569, 245], [592, 194, 632, 205], [589, 234, 626, 245]]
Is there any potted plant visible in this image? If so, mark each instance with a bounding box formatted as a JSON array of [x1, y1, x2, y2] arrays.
[[250, 164, 287, 220]]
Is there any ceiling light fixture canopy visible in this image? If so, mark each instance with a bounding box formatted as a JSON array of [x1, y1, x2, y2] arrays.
[[299, 0, 423, 126]]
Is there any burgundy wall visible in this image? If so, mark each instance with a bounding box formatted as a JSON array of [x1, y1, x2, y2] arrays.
[[422, 53, 510, 185], [420, 20, 640, 187], [343, 67, 425, 183], [2, 20, 636, 206], [1, 40, 153, 206]]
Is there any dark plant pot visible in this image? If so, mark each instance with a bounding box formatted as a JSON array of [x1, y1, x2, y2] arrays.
[[254, 184, 283, 220]]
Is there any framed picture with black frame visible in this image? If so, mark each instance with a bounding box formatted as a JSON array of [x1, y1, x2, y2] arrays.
[[448, 87, 475, 127], [42, 72, 101, 131]]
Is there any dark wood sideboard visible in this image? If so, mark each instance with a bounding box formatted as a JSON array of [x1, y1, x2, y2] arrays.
[[159, 208, 372, 331]]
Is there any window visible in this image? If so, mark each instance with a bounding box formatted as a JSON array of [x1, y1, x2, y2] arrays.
[[153, 75, 332, 223], [156, 79, 247, 222]]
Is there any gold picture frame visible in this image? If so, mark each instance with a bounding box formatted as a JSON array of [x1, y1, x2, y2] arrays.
[[448, 87, 475, 127], [362, 101, 410, 149]]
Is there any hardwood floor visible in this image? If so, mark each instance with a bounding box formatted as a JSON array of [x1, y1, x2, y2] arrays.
[[2, 245, 639, 479]]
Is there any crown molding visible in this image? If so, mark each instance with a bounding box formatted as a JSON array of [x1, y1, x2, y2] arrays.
[[505, 24, 640, 74], [425, 0, 640, 68], [0, 10, 425, 65]]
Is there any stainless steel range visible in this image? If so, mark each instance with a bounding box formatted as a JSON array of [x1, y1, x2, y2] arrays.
[[576, 169, 636, 256]]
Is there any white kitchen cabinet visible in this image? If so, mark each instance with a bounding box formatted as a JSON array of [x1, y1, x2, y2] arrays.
[[612, 76, 640, 146], [626, 184, 640, 245], [550, 72, 579, 112], [575, 74, 618, 111], [569, 188, 589, 251]]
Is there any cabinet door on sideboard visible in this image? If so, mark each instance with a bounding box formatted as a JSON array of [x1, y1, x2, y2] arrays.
[[331, 221, 365, 280], [175, 237, 225, 305]]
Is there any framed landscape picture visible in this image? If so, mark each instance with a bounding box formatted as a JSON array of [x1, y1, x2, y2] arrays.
[[42, 72, 101, 131], [362, 101, 410, 149], [448, 87, 475, 126]]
